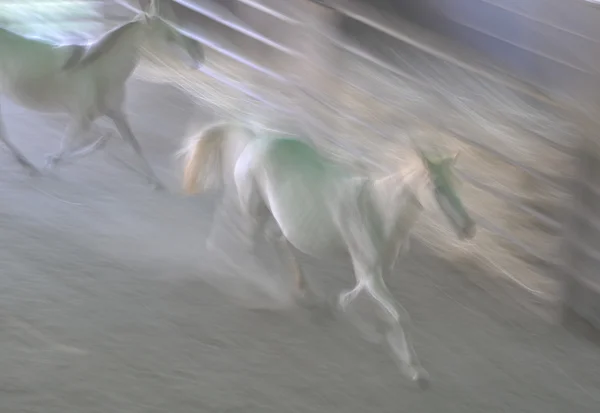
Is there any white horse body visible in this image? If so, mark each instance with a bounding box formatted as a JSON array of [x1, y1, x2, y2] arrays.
[[370, 173, 424, 273], [237, 137, 420, 262], [0, 0, 203, 186], [238, 138, 342, 257], [182, 123, 476, 388], [0, 23, 141, 114]]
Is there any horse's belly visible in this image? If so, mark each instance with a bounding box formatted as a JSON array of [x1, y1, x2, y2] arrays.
[[2, 72, 71, 113], [271, 198, 343, 258], [5, 84, 64, 113], [288, 224, 341, 258]]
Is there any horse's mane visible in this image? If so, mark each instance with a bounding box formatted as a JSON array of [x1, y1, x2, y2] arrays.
[[62, 18, 141, 70], [398, 153, 427, 180], [371, 152, 429, 204]]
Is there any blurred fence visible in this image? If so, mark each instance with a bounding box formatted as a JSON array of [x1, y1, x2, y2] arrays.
[[6, 0, 600, 329]]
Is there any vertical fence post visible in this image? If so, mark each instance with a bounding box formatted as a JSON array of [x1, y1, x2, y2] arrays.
[[231, 3, 276, 130], [230, 0, 300, 133], [286, 0, 345, 140], [560, 116, 600, 333]]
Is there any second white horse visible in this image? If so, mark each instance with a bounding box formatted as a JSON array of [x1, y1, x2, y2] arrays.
[[0, 0, 203, 188]]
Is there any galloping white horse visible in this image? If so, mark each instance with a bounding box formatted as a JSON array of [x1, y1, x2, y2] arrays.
[[181, 122, 476, 388], [0, 0, 203, 188]]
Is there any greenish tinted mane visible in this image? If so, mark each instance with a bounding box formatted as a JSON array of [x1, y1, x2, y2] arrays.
[[416, 147, 456, 185], [424, 155, 457, 188]]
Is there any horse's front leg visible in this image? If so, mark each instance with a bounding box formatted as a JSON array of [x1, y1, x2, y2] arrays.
[[0, 102, 39, 174], [205, 184, 239, 253], [229, 167, 294, 305], [280, 238, 307, 294], [383, 235, 410, 282], [343, 252, 429, 388], [367, 271, 429, 388], [104, 107, 164, 190], [205, 187, 265, 271], [333, 197, 429, 388], [274, 235, 318, 304], [46, 116, 108, 170]]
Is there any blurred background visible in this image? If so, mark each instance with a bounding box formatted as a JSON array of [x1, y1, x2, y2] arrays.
[[1, 0, 600, 412]]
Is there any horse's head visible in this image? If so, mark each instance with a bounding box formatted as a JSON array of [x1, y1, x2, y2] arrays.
[[139, 0, 205, 68], [414, 146, 476, 240]]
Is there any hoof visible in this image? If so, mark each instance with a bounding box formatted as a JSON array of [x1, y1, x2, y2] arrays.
[[416, 375, 430, 390], [18, 157, 42, 175], [410, 367, 430, 390], [337, 290, 353, 312], [43, 155, 59, 172], [43, 164, 55, 174], [151, 180, 166, 191], [27, 166, 43, 176]]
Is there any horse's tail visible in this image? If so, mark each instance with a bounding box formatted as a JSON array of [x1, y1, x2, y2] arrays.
[[179, 121, 252, 195]]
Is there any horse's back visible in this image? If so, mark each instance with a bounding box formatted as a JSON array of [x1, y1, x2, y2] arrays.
[[0, 27, 77, 109], [68, 20, 139, 71], [262, 137, 328, 180], [0, 27, 62, 68]]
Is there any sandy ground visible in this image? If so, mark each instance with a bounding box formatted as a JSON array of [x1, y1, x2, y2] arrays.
[[0, 78, 598, 412]]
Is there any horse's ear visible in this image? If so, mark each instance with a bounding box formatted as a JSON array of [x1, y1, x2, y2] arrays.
[[435, 153, 458, 171], [410, 138, 433, 169], [409, 136, 424, 161]]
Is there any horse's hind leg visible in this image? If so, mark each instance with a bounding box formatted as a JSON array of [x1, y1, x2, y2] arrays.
[[205, 185, 238, 252], [234, 161, 298, 305], [234, 162, 313, 303], [275, 235, 321, 306], [233, 145, 277, 249], [0, 104, 39, 174], [280, 239, 307, 293]]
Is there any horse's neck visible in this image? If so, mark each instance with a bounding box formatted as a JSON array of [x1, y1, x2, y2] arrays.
[[105, 20, 144, 50], [83, 19, 145, 65], [372, 170, 416, 208], [371, 168, 424, 236]]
